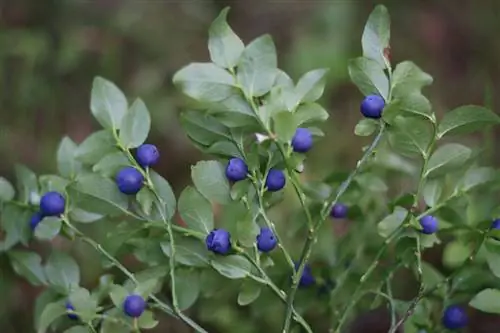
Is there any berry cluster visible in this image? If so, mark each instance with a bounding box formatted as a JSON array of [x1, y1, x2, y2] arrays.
[[65, 294, 147, 321]]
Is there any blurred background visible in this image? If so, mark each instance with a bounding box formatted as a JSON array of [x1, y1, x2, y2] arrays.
[[1, 0, 500, 332]]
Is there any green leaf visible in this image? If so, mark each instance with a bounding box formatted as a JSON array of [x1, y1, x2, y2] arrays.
[[237, 35, 278, 97], [44, 251, 80, 294], [64, 327, 89, 333], [459, 167, 498, 193], [135, 278, 160, 298], [422, 179, 442, 207], [273, 111, 297, 143], [293, 103, 329, 126], [149, 170, 177, 220], [173, 62, 237, 102], [388, 116, 433, 157], [295, 68, 329, 103], [382, 94, 434, 124], [9, 250, 47, 285], [191, 160, 231, 204], [137, 310, 159, 329], [109, 284, 128, 307], [136, 187, 155, 216], [469, 289, 500, 314], [99, 309, 129, 333], [161, 238, 210, 267], [391, 61, 432, 98], [34, 289, 60, 331], [69, 287, 98, 323], [208, 7, 244, 68], [181, 110, 230, 146], [1, 203, 30, 249], [348, 57, 389, 100], [0, 177, 15, 201], [93, 152, 130, 177], [486, 249, 500, 278], [361, 4, 390, 68], [421, 262, 445, 296], [175, 269, 200, 310], [442, 240, 471, 269], [206, 141, 242, 159], [438, 105, 500, 138], [377, 207, 407, 238], [178, 186, 213, 234], [37, 301, 66, 333], [90, 77, 128, 130], [236, 212, 259, 248], [39, 175, 69, 194], [34, 217, 62, 241], [424, 143, 472, 178], [354, 119, 378, 136], [210, 255, 251, 279], [237, 280, 261, 306], [15, 164, 39, 204], [75, 130, 116, 165], [119, 98, 151, 149], [68, 208, 103, 224], [57, 137, 81, 178]]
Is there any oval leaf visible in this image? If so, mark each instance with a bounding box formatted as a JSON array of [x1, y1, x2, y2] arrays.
[[438, 105, 500, 138], [119, 98, 151, 149]]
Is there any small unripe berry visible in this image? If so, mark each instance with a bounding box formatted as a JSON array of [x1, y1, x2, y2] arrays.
[[225, 158, 248, 182], [136, 144, 160, 168], [116, 167, 144, 195], [206, 229, 231, 255], [291, 128, 313, 153], [256, 227, 277, 252], [419, 215, 438, 234], [30, 212, 44, 230], [491, 219, 500, 230], [123, 294, 146, 318], [294, 262, 315, 288], [330, 203, 348, 219], [360, 95, 385, 119], [40, 191, 65, 217], [442, 305, 468, 329], [65, 301, 78, 320], [265, 169, 286, 192]]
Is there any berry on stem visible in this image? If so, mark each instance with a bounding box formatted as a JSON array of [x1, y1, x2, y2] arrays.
[[256, 227, 277, 252], [65, 301, 78, 320], [294, 262, 315, 288], [30, 212, 44, 230], [40, 191, 66, 217], [265, 169, 286, 192], [136, 144, 160, 168], [291, 128, 313, 153], [330, 203, 348, 219], [360, 95, 385, 119], [123, 294, 146, 318], [116, 167, 144, 195], [225, 158, 248, 182], [419, 215, 438, 234], [491, 219, 500, 230], [442, 305, 468, 329], [206, 229, 231, 255]]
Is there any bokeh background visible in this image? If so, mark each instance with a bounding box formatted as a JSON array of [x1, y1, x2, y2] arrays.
[[1, 0, 500, 332]]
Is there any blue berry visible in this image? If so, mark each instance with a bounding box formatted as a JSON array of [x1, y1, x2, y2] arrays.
[[206, 229, 231, 255], [123, 294, 146, 318], [65, 301, 78, 320], [330, 203, 348, 219], [442, 305, 468, 329], [136, 144, 160, 168], [256, 227, 277, 252], [294, 262, 315, 288], [265, 169, 286, 192], [30, 212, 44, 230], [291, 128, 313, 153], [225, 158, 248, 182], [40, 191, 65, 216], [116, 167, 144, 195], [419, 215, 438, 234], [491, 219, 500, 230], [360, 95, 385, 119]]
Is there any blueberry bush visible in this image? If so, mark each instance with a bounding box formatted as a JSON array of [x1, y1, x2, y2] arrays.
[[1, 5, 500, 333]]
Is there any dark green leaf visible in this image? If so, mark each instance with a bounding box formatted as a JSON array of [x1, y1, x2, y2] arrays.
[[295, 68, 329, 103], [175, 269, 200, 310], [34, 289, 60, 331], [293, 103, 329, 126], [421, 262, 445, 297], [15, 164, 38, 204], [161, 238, 209, 267], [149, 170, 176, 220], [44, 251, 80, 294], [119, 98, 151, 149], [90, 77, 128, 130], [377, 207, 407, 238], [93, 152, 130, 177], [391, 61, 432, 98], [37, 301, 66, 333], [469, 289, 500, 314], [178, 186, 213, 234], [1, 203, 30, 249], [362, 5, 390, 68], [0, 177, 15, 201], [348, 57, 389, 100], [210, 255, 251, 279], [273, 111, 296, 143], [75, 130, 116, 165], [191, 160, 231, 205], [9, 250, 46, 285], [438, 105, 500, 138], [181, 110, 230, 146], [237, 280, 261, 306], [208, 7, 244, 68], [57, 137, 81, 178], [354, 119, 378, 136], [34, 217, 62, 241], [388, 116, 433, 157], [424, 144, 472, 178], [486, 249, 500, 278], [206, 141, 242, 159]]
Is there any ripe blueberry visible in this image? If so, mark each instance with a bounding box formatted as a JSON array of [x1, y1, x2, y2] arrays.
[[123, 294, 146, 318], [291, 128, 313, 153], [294, 262, 315, 288], [65, 301, 78, 320], [30, 212, 44, 230], [225, 158, 248, 182], [360, 95, 385, 119], [206, 229, 231, 255], [442, 305, 468, 329], [265, 169, 286, 192], [256, 227, 277, 252], [116, 167, 144, 195], [491, 219, 500, 230], [330, 203, 348, 219], [419, 215, 438, 234], [40, 191, 65, 216], [136, 144, 160, 168]]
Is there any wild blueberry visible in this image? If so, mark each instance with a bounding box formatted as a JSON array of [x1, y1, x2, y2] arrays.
[[65, 301, 78, 320], [294, 262, 315, 288], [256, 227, 277, 252], [123, 294, 146, 318], [116, 167, 144, 195], [225, 158, 248, 182], [419, 215, 438, 234], [291, 128, 313, 153], [206, 229, 231, 255], [330, 203, 348, 219], [265, 169, 286, 192], [491, 219, 500, 230], [136, 144, 160, 168], [30, 212, 44, 230], [40, 191, 65, 216], [360, 95, 385, 119], [442, 305, 468, 329]]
